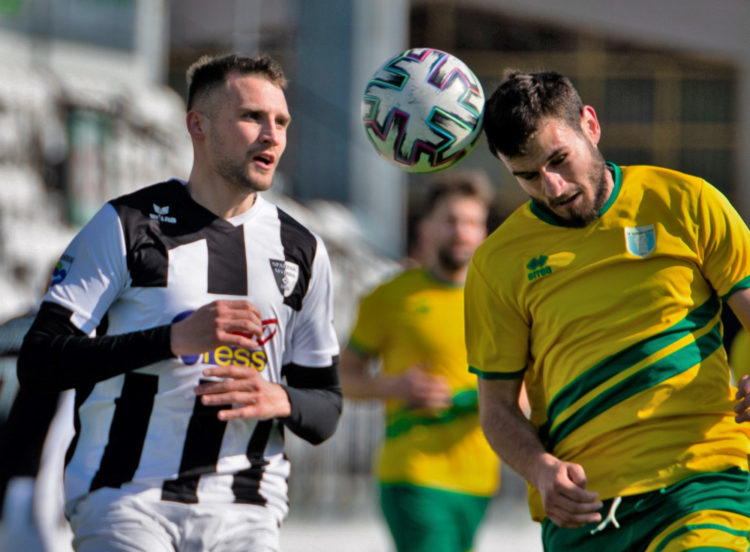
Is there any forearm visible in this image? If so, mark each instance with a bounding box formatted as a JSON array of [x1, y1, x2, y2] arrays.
[[480, 395, 554, 486], [17, 301, 174, 393], [280, 362, 342, 444], [340, 347, 391, 400]]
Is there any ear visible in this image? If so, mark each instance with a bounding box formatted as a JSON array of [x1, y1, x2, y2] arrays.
[[580, 105, 601, 147], [186, 110, 206, 140]]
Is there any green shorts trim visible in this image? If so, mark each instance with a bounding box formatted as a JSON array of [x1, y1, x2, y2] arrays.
[[379, 483, 491, 552], [541, 468, 750, 552]]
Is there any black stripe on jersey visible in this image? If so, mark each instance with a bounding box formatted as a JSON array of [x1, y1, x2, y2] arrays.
[[205, 224, 247, 295], [161, 383, 228, 503], [111, 180, 248, 295], [277, 208, 317, 311], [231, 420, 273, 505], [89, 372, 159, 492]]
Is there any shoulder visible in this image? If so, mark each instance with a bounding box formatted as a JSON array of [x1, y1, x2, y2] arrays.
[[359, 267, 421, 303], [258, 197, 321, 259], [620, 164, 706, 197], [108, 179, 185, 211]]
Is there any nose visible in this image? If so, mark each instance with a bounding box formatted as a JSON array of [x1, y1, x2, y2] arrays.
[[540, 168, 566, 198], [259, 119, 282, 145]]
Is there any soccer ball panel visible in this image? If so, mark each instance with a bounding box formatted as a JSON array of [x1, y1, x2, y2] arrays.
[[361, 48, 485, 174]]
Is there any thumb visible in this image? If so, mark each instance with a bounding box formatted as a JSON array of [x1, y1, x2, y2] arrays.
[[566, 463, 589, 489]]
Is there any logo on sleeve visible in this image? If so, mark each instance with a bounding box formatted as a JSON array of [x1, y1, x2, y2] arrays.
[[269, 259, 300, 297], [150, 204, 177, 224], [625, 225, 655, 258], [526, 255, 551, 281], [51, 254, 74, 286]]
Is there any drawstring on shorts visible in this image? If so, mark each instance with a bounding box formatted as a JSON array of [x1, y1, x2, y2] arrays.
[[589, 496, 622, 535]]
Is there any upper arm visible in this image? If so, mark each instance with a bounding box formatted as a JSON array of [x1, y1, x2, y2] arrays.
[[727, 288, 750, 333], [289, 236, 339, 367], [340, 347, 373, 377], [477, 377, 527, 436], [478, 377, 524, 411], [45, 203, 128, 334]]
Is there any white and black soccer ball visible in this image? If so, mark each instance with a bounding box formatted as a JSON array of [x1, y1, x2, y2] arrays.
[[361, 47, 485, 174]]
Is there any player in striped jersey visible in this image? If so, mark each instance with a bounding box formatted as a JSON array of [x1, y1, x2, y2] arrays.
[[17, 54, 341, 552], [466, 70, 750, 551]]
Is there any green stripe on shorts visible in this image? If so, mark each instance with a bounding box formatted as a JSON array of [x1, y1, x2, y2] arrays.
[[541, 468, 750, 552]]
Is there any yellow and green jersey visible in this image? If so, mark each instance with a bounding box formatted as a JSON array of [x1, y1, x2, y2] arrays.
[[349, 268, 500, 497], [466, 163, 750, 520]]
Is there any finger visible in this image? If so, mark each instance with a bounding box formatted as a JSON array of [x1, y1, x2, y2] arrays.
[[548, 510, 602, 529], [216, 402, 277, 422], [200, 390, 257, 406], [217, 299, 261, 313], [202, 365, 263, 381], [564, 464, 602, 502], [215, 330, 261, 349]]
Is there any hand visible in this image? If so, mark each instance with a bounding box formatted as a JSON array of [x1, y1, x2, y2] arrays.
[[735, 374, 750, 423], [534, 455, 603, 528], [170, 300, 263, 356], [194, 364, 292, 421], [394, 365, 452, 409]]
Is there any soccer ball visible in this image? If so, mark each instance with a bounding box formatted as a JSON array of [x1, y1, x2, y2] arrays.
[[361, 47, 485, 173]]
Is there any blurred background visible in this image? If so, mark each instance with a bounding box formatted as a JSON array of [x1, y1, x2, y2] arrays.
[[0, 0, 748, 550]]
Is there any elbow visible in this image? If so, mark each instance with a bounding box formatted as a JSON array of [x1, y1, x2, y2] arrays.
[[17, 333, 58, 394], [17, 341, 40, 392], [281, 386, 343, 445]]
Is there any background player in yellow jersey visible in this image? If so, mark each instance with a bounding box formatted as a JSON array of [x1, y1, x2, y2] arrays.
[[341, 173, 501, 552], [466, 70, 750, 551]]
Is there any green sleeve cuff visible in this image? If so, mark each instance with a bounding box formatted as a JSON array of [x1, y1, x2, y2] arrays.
[[468, 365, 526, 380]]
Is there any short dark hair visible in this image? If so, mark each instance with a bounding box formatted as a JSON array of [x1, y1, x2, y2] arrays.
[[422, 170, 494, 217], [484, 70, 584, 158], [186, 53, 287, 111]]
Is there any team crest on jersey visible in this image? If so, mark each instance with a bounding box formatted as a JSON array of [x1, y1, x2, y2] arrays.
[[150, 203, 177, 224], [625, 225, 656, 258], [269, 259, 299, 297], [51, 254, 74, 286]]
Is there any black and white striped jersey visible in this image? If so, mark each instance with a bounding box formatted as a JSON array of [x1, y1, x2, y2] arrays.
[[44, 179, 339, 519]]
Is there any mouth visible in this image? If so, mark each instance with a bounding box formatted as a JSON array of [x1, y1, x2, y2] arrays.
[[551, 192, 580, 208], [252, 152, 275, 169]]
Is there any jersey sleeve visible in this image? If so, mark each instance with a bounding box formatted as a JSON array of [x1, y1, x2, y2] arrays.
[[465, 254, 529, 379], [346, 283, 387, 356], [695, 180, 750, 298], [45, 203, 129, 334], [287, 235, 340, 367]]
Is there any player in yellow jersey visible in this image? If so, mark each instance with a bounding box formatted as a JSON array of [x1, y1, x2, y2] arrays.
[[341, 174, 501, 552], [466, 70, 750, 552]]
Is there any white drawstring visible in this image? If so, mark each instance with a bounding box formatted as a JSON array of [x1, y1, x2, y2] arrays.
[[589, 496, 622, 535]]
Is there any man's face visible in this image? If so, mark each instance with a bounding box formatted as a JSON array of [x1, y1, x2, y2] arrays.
[[422, 195, 488, 272], [200, 73, 290, 193], [501, 109, 611, 227]]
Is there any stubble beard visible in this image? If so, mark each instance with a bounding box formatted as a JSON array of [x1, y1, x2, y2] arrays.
[[540, 148, 609, 228], [215, 156, 271, 194], [436, 245, 472, 274]]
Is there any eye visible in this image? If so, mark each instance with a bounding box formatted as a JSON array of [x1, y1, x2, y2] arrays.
[[516, 172, 539, 181], [275, 116, 290, 129], [550, 153, 568, 166]]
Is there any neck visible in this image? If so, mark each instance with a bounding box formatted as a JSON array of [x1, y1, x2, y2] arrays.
[[187, 166, 257, 219], [427, 264, 467, 286]]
